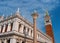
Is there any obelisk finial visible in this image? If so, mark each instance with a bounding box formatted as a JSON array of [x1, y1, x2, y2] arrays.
[[17, 8, 19, 13], [15, 8, 20, 15]]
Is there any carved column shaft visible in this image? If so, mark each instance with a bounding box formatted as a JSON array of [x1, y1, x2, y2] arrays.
[[33, 19, 37, 43]]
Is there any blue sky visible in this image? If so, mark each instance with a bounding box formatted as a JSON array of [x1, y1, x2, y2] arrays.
[[0, 0, 60, 43]]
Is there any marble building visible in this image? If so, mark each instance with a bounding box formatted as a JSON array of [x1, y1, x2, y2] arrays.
[[0, 9, 53, 43]]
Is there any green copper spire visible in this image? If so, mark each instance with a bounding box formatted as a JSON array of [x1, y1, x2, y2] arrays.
[[45, 10, 49, 16]]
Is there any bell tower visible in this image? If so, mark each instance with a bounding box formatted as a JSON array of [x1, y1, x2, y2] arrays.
[[44, 11, 54, 43]]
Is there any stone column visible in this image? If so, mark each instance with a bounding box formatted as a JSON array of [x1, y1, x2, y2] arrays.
[[31, 10, 38, 43], [2, 24, 6, 32], [0, 39, 2, 43], [29, 29, 31, 36], [0, 25, 1, 33], [7, 23, 11, 32], [26, 27, 28, 34], [12, 21, 19, 32], [10, 38, 16, 43], [4, 39, 7, 43], [20, 24, 24, 33]]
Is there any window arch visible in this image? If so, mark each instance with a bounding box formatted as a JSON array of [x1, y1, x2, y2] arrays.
[[22, 41, 25, 43], [18, 24, 21, 32], [31, 30, 32, 37], [5, 24, 8, 32], [27, 28, 29, 36], [7, 39, 10, 43], [2, 41, 4, 43], [23, 26, 26, 34], [1, 25, 3, 33], [10, 23, 13, 31]]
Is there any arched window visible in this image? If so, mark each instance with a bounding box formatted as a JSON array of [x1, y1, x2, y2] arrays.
[[7, 39, 10, 43], [27, 28, 29, 36], [31, 30, 32, 37], [2, 41, 4, 43], [10, 23, 13, 31], [1, 25, 3, 33], [46, 20, 49, 23], [18, 24, 21, 32], [17, 42, 19, 43], [22, 41, 25, 43], [5, 24, 8, 32], [23, 26, 26, 34]]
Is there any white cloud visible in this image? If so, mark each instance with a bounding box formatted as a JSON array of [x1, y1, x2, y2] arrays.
[[0, 0, 60, 31]]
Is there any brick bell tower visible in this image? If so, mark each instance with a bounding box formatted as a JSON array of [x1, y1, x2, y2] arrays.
[[44, 11, 54, 43]]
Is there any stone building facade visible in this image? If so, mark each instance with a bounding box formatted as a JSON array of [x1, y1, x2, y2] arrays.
[[0, 9, 53, 43]]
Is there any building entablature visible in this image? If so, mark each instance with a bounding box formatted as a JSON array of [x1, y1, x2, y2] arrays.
[[0, 30, 52, 43], [0, 30, 33, 39]]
